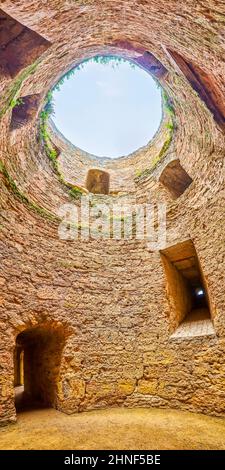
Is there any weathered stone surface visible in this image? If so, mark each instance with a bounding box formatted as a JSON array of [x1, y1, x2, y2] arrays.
[[0, 0, 225, 427]]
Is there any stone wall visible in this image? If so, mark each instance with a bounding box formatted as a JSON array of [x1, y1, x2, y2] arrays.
[[0, 1, 225, 425]]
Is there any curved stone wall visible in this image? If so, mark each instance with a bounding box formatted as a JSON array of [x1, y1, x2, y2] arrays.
[[0, 1, 225, 425]]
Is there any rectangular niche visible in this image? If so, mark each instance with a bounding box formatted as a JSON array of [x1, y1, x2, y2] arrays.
[[166, 49, 225, 130], [0, 9, 50, 78], [159, 159, 193, 199], [10, 94, 41, 130], [86, 169, 110, 195], [134, 51, 168, 79], [160, 240, 215, 339]]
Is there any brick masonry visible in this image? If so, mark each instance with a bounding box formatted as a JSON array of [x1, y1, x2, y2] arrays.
[[0, 1, 225, 425]]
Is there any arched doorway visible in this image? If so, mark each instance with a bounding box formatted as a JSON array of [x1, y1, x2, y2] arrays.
[[14, 324, 65, 412]]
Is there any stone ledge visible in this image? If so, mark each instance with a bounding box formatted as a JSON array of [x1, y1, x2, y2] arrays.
[[170, 318, 216, 340]]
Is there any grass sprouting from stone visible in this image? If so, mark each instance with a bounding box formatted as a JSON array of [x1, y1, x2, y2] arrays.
[[135, 90, 175, 181], [0, 160, 58, 221], [39, 94, 84, 200], [0, 60, 40, 120]]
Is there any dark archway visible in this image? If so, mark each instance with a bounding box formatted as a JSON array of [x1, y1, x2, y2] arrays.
[[14, 324, 65, 412]]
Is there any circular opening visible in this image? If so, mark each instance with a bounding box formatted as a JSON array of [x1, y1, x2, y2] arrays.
[[50, 56, 163, 158]]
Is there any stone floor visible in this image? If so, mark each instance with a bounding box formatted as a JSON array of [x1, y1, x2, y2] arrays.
[[0, 407, 225, 450]]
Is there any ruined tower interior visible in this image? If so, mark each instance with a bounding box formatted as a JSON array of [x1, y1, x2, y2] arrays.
[[0, 0, 225, 451]]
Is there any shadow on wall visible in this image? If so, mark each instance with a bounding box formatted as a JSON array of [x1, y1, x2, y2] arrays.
[[0, 9, 50, 78], [166, 49, 225, 131], [14, 324, 65, 412]]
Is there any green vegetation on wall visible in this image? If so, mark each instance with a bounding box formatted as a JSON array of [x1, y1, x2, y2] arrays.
[[38, 55, 138, 197], [0, 160, 57, 221], [135, 90, 175, 181], [39, 92, 84, 200], [0, 60, 40, 120]]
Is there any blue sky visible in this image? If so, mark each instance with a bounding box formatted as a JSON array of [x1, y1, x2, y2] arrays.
[[52, 57, 162, 158]]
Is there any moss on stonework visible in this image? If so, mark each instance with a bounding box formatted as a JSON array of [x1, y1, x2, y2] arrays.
[[9, 97, 24, 110], [0, 60, 40, 120], [39, 108, 58, 163], [162, 90, 175, 117], [69, 187, 84, 199], [50, 56, 136, 96], [135, 130, 173, 181], [38, 55, 138, 199], [39, 98, 84, 200], [0, 160, 58, 221], [135, 91, 175, 182], [0, 61, 58, 221]]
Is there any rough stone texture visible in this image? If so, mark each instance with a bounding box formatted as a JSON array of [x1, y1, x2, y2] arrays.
[[10, 94, 41, 130], [49, 113, 171, 196], [159, 160, 193, 199], [166, 48, 225, 130], [0, 1, 225, 427], [0, 8, 51, 78]]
